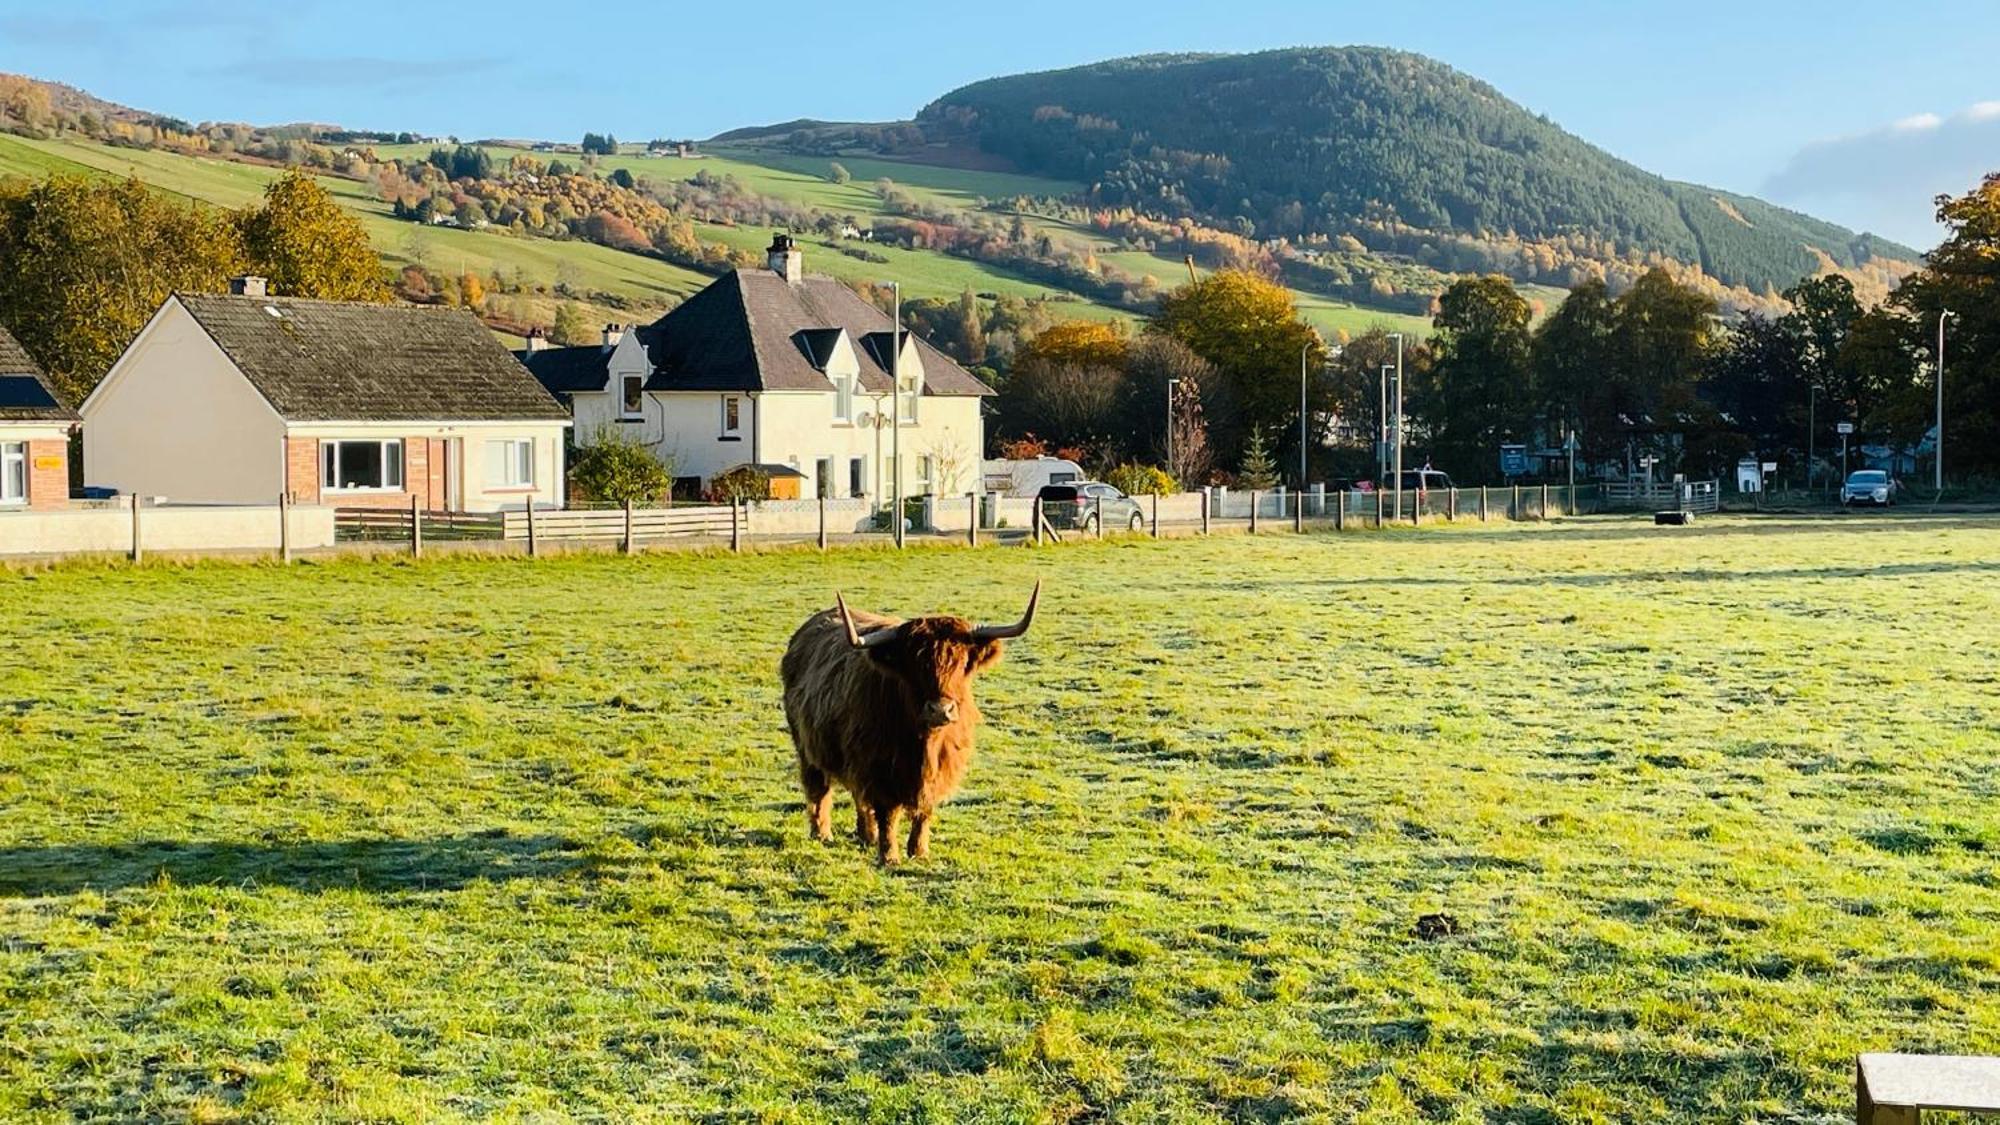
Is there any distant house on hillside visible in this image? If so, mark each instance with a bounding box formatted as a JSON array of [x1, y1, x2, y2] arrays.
[[82, 277, 570, 511], [0, 326, 77, 511], [520, 235, 991, 500]]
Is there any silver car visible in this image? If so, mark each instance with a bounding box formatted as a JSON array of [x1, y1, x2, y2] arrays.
[[1841, 470, 1897, 507]]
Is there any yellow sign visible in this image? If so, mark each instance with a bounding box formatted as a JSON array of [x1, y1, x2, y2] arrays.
[[32, 456, 62, 470]]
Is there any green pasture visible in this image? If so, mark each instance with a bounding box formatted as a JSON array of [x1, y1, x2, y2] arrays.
[[2, 515, 1995, 1121]]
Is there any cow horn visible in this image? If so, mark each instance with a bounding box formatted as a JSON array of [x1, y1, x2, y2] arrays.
[[836, 593, 898, 648], [971, 580, 1041, 641]]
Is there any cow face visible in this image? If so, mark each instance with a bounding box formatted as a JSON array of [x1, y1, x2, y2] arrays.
[[837, 583, 1039, 730]]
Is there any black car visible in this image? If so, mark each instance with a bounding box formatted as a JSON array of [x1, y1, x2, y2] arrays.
[[1037, 482, 1147, 532]]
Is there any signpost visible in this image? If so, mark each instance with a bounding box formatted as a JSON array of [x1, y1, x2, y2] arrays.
[[1837, 421, 1855, 483], [1500, 443, 1529, 479]]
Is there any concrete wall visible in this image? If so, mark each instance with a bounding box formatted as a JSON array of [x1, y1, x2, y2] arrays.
[[82, 301, 287, 503], [0, 504, 336, 557]]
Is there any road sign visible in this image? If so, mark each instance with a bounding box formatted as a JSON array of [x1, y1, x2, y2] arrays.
[[1562, 431, 1581, 454], [1761, 462, 1777, 473], [1500, 443, 1528, 477], [1837, 422, 1855, 435]]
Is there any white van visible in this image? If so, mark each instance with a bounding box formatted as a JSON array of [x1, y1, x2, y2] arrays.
[[982, 456, 1086, 498]]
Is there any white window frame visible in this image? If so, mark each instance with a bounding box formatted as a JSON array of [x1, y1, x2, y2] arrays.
[[720, 395, 743, 439], [0, 441, 25, 506], [848, 456, 865, 499], [834, 376, 854, 424], [488, 439, 535, 489], [919, 454, 935, 495], [620, 375, 644, 420], [898, 375, 919, 424], [320, 439, 405, 493]]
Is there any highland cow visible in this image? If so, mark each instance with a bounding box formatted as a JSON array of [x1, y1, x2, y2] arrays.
[[780, 583, 1039, 864]]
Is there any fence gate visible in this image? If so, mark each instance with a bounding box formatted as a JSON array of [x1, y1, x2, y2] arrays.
[[1598, 480, 1719, 513]]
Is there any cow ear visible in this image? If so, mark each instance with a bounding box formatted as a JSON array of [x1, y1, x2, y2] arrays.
[[966, 640, 1004, 675]]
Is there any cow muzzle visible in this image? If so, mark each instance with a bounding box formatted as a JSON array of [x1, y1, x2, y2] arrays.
[[921, 699, 960, 728]]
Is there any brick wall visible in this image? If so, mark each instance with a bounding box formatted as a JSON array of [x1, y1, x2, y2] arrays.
[[26, 439, 68, 511], [287, 436, 448, 511]]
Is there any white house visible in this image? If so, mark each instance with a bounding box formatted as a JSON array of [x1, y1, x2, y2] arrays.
[[82, 278, 571, 511], [522, 235, 992, 500], [0, 326, 76, 511]]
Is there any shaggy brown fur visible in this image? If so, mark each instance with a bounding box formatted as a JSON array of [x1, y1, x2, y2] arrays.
[[780, 601, 1020, 864]]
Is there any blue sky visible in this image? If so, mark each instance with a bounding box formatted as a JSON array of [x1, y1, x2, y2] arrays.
[[3, 0, 1996, 248]]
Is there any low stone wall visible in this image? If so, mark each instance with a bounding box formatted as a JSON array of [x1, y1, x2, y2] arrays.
[[0, 504, 337, 558]]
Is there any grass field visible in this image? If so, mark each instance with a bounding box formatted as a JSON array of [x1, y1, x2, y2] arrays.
[[6, 517, 1996, 1122]]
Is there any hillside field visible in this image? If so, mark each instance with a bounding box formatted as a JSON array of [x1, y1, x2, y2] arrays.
[[3, 517, 1997, 1121]]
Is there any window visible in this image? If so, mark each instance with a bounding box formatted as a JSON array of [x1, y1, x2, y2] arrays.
[[320, 440, 404, 491], [920, 454, 935, 495], [720, 395, 742, 439], [848, 456, 865, 499], [898, 375, 919, 423], [0, 442, 24, 505], [487, 439, 535, 488], [815, 457, 834, 500], [621, 375, 644, 419], [834, 376, 854, 423]]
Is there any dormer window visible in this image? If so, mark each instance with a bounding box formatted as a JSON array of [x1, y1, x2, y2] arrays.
[[621, 375, 643, 419]]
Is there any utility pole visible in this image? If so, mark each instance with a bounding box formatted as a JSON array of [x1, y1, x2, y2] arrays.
[[888, 281, 903, 547], [1937, 309, 1952, 491], [1299, 341, 1310, 487], [1389, 332, 1405, 521], [1807, 382, 1816, 492], [1166, 377, 1180, 477], [1378, 365, 1392, 486]]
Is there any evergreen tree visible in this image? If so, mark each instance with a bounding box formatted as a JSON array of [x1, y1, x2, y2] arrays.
[[1237, 426, 1278, 490]]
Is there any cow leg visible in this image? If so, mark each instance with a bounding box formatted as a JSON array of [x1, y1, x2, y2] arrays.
[[853, 799, 878, 845], [800, 762, 833, 842], [907, 810, 934, 860], [873, 804, 902, 866]]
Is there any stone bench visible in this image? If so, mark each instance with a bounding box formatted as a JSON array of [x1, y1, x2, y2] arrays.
[[1859, 1053, 2000, 1123]]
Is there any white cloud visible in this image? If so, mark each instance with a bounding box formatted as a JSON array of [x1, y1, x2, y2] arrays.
[[1762, 99, 2000, 251]]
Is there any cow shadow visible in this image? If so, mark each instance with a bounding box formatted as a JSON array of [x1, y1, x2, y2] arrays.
[[0, 831, 592, 897]]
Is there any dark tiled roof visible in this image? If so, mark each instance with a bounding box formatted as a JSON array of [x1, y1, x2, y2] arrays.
[[0, 326, 77, 422], [640, 270, 992, 397], [513, 345, 612, 402], [177, 293, 569, 422]]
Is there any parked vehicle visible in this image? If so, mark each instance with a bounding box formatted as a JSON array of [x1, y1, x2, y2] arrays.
[[1397, 469, 1455, 493], [1037, 482, 1147, 532], [1841, 470, 1898, 507], [983, 457, 1085, 498]]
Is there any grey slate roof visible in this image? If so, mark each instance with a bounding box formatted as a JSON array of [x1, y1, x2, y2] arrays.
[[513, 345, 612, 403], [176, 293, 569, 423], [638, 269, 993, 397], [0, 326, 78, 423]]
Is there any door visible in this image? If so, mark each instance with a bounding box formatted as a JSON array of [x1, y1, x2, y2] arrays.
[[444, 438, 463, 512]]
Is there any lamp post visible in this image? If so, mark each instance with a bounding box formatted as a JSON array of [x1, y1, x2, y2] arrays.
[[1166, 377, 1181, 478], [1378, 364, 1392, 486], [1807, 381, 1817, 492], [1389, 332, 1405, 520], [1299, 341, 1311, 487], [1936, 308, 1952, 491], [884, 281, 903, 547]]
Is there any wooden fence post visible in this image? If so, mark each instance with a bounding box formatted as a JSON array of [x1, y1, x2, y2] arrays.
[[526, 500, 539, 558], [1511, 484, 1521, 520], [1151, 492, 1160, 538], [1480, 485, 1489, 522], [1447, 487, 1457, 521], [1249, 490, 1260, 534], [1200, 491, 1210, 536], [278, 493, 292, 564], [817, 494, 828, 551], [1413, 488, 1422, 526], [128, 494, 142, 563], [1094, 494, 1104, 540], [1374, 488, 1384, 529], [1034, 503, 1043, 545], [966, 493, 977, 547], [1293, 489, 1304, 533], [1541, 483, 1551, 520], [410, 495, 422, 559], [623, 499, 635, 555], [729, 500, 742, 553], [1335, 489, 1345, 531]]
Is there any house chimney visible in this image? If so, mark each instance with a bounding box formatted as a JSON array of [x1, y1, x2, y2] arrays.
[[524, 327, 546, 352], [230, 275, 268, 297], [766, 233, 802, 285], [602, 323, 623, 352]]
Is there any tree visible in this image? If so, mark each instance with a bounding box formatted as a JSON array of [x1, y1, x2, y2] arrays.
[[459, 271, 485, 309], [1152, 270, 1324, 464], [1120, 334, 1217, 467], [235, 169, 386, 302], [1421, 275, 1534, 478], [1237, 426, 1279, 489], [999, 357, 1124, 460], [571, 432, 672, 504], [1531, 279, 1618, 463], [607, 167, 636, 190], [0, 176, 246, 402], [1880, 173, 2000, 476], [1018, 319, 1128, 371], [828, 162, 852, 185], [551, 303, 591, 346]]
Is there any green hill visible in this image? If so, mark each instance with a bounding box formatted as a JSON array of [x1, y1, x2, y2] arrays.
[[919, 48, 1921, 294]]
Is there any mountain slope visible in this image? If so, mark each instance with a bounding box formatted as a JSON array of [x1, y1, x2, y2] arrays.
[[919, 48, 1919, 294]]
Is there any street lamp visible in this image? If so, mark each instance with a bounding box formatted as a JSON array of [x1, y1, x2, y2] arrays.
[[1378, 364, 1393, 486], [882, 281, 903, 547], [1388, 332, 1405, 519], [1936, 308, 1953, 491]]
